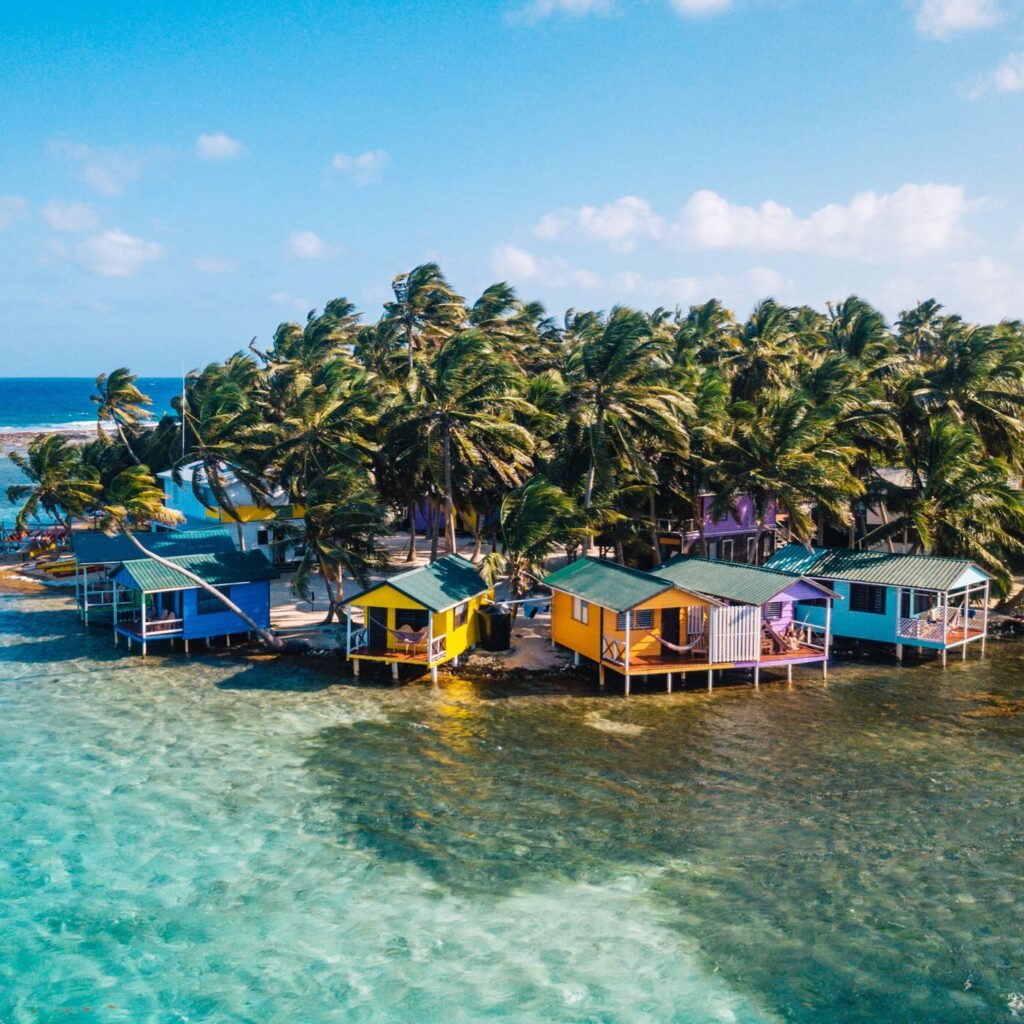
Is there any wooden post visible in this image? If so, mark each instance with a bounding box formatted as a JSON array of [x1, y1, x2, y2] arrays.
[[346, 610, 352, 657], [824, 598, 832, 662], [112, 582, 119, 645], [667, 672, 673, 693], [962, 588, 969, 659], [599, 663, 606, 689], [573, 651, 580, 667], [140, 593, 147, 658], [430, 665, 437, 683], [896, 643, 903, 661], [353, 658, 360, 678], [184, 638, 189, 654], [707, 667, 713, 692], [787, 663, 793, 685], [981, 580, 990, 656], [942, 648, 947, 668], [391, 662, 399, 680], [753, 666, 759, 689]]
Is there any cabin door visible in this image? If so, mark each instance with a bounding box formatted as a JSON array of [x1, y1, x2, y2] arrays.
[[368, 610, 388, 649], [661, 608, 680, 646]]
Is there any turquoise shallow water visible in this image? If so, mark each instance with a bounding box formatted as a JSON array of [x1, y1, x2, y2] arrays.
[[2, 589, 1024, 1023]]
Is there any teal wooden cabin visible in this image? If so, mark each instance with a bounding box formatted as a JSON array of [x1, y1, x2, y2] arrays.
[[765, 545, 991, 664]]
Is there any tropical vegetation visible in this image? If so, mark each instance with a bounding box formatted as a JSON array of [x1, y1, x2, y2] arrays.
[[9, 266, 1024, 607]]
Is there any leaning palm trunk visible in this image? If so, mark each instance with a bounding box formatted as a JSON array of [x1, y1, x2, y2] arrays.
[[112, 416, 141, 466], [406, 506, 417, 562], [318, 554, 343, 625], [443, 425, 457, 554], [122, 531, 284, 650], [648, 490, 660, 558]]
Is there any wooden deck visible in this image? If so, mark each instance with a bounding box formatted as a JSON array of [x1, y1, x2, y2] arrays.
[[601, 641, 825, 675], [349, 645, 433, 664]]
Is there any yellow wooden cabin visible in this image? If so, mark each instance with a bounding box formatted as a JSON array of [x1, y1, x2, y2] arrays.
[[344, 555, 494, 681], [545, 557, 727, 694]]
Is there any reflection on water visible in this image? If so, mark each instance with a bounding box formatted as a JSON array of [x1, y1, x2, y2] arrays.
[[2, 590, 1024, 1022]]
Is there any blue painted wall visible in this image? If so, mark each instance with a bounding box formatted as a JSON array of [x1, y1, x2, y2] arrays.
[[794, 580, 898, 644], [179, 581, 271, 640]]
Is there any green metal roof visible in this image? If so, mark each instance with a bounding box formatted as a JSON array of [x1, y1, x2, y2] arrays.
[[112, 550, 278, 592], [72, 529, 234, 565], [348, 554, 490, 612], [765, 544, 990, 591], [652, 555, 822, 606], [544, 557, 683, 613]]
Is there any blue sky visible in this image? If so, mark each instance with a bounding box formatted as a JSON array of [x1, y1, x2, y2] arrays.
[[1, 0, 1022, 375]]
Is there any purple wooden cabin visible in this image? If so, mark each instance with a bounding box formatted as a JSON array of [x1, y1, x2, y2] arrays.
[[657, 493, 780, 564]]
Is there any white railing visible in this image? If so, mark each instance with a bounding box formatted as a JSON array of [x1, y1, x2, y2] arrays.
[[429, 634, 447, 663], [83, 586, 115, 607], [143, 618, 184, 635], [790, 619, 827, 651], [897, 616, 946, 642], [349, 626, 368, 653], [602, 635, 626, 664]]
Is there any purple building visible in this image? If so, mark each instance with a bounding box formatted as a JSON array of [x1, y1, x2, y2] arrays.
[[657, 493, 782, 565]]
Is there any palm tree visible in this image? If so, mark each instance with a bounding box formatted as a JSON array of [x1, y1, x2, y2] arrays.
[[278, 466, 389, 623], [864, 417, 1024, 593], [724, 300, 801, 403], [99, 465, 284, 649], [7, 434, 102, 529], [480, 477, 586, 617], [91, 368, 153, 465], [383, 263, 465, 373], [383, 330, 534, 555], [714, 387, 863, 558], [560, 307, 692, 528]]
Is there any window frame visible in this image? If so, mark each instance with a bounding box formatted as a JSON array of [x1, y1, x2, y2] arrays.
[[849, 583, 887, 615], [453, 601, 469, 629], [572, 596, 589, 624]]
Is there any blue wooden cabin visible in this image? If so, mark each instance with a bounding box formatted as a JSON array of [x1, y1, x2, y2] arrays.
[[109, 550, 277, 655], [71, 527, 235, 624], [765, 545, 991, 664]]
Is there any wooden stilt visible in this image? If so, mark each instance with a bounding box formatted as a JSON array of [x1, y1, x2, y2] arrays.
[[896, 643, 903, 661], [573, 651, 580, 667], [352, 659, 360, 678], [225, 634, 231, 648], [667, 673, 673, 693], [822, 660, 828, 681], [599, 664, 606, 689], [430, 665, 438, 683], [787, 663, 793, 685], [391, 662, 399, 680], [624, 673, 631, 697], [184, 639, 189, 654], [707, 667, 713, 692], [753, 666, 760, 689], [942, 648, 947, 667]]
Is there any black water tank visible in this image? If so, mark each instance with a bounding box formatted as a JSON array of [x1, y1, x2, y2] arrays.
[[478, 605, 512, 651]]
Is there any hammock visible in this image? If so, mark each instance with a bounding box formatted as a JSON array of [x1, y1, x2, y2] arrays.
[[763, 621, 798, 653], [368, 617, 429, 646], [647, 631, 705, 654]]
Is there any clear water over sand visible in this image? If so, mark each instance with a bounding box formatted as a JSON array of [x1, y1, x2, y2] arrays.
[[2, 589, 1023, 1023]]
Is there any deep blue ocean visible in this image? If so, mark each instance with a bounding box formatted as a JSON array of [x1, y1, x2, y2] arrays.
[[0, 377, 181, 432]]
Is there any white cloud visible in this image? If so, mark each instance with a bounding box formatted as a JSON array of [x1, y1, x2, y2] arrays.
[[976, 51, 1024, 94], [0, 195, 28, 229], [614, 267, 790, 306], [195, 132, 247, 161], [330, 149, 390, 185], [670, 0, 732, 15], [272, 290, 313, 314], [943, 256, 1023, 321], [534, 196, 664, 252], [284, 230, 336, 260], [41, 200, 100, 232], [74, 229, 163, 277], [514, 0, 613, 19], [48, 139, 165, 197], [491, 243, 600, 288], [914, 0, 1002, 38], [674, 184, 975, 259], [192, 256, 237, 274]]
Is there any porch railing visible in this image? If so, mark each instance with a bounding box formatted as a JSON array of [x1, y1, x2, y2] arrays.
[[349, 626, 368, 653], [789, 619, 827, 651], [429, 634, 447, 663], [601, 635, 627, 664], [897, 616, 946, 643], [143, 618, 184, 635]]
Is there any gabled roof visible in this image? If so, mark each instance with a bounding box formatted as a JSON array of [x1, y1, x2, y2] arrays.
[[653, 555, 837, 605], [346, 554, 490, 612], [112, 550, 277, 592], [544, 557, 715, 613], [72, 529, 235, 565], [765, 544, 991, 591]]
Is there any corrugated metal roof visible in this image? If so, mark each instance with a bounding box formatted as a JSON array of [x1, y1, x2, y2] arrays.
[[348, 554, 490, 612], [544, 557, 679, 613], [72, 529, 235, 565], [113, 550, 277, 592], [653, 555, 815, 606], [765, 544, 989, 591]]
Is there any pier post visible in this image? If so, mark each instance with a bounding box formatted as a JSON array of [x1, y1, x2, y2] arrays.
[[184, 639, 189, 654], [352, 659, 360, 678], [707, 667, 713, 692], [667, 673, 673, 693], [787, 663, 793, 685], [391, 662, 399, 681], [822, 659, 827, 681], [573, 651, 580, 667], [753, 666, 759, 689], [599, 664, 605, 689], [624, 673, 631, 697], [430, 665, 438, 683], [941, 648, 947, 668]]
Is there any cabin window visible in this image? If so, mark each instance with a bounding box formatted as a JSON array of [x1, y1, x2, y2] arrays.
[[256, 528, 270, 546], [197, 586, 231, 615], [850, 583, 887, 615], [764, 601, 784, 621], [572, 596, 589, 624], [615, 609, 654, 631], [453, 602, 469, 628]]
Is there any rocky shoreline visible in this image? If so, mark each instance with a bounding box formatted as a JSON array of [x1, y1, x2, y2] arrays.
[[1, 423, 114, 450]]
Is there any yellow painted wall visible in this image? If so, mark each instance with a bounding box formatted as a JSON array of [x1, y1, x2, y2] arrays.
[[205, 504, 305, 523], [348, 583, 493, 664], [551, 587, 712, 664]]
